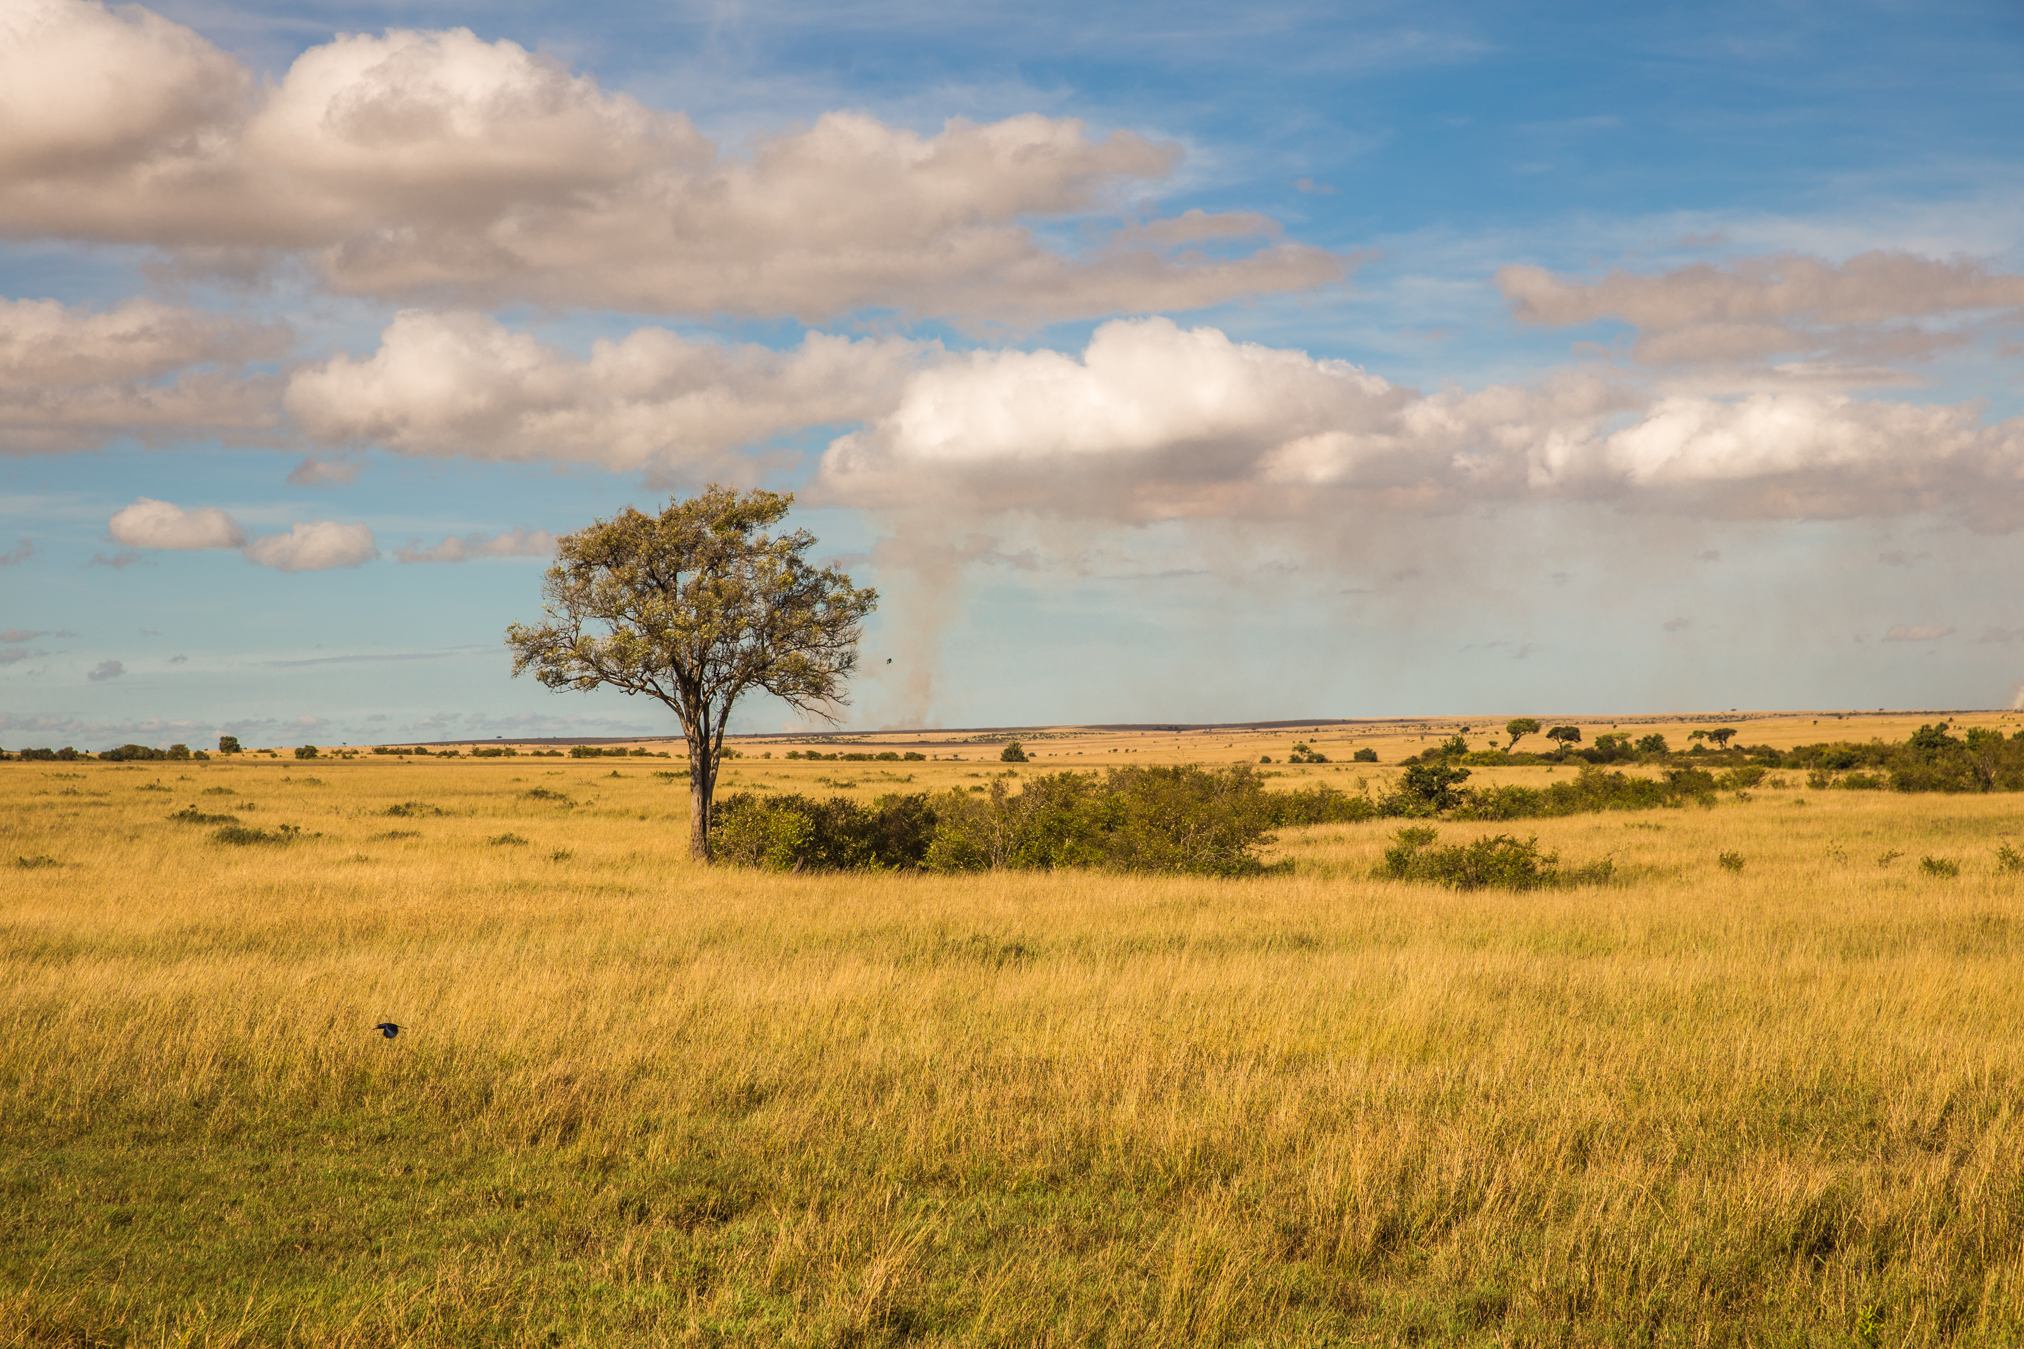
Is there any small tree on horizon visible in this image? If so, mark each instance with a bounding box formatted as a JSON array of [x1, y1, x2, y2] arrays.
[[1505, 717, 1541, 750], [506, 486, 876, 861], [1546, 725, 1583, 754], [1706, 726, 1737, 748], [1000, 740, 1028, 763]]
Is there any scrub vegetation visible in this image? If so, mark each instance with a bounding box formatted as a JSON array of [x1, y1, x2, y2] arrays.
[[4, 716, 2024, 1346]]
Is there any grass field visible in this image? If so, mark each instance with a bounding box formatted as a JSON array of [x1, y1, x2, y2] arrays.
[[5, 712, 2024, 1346]]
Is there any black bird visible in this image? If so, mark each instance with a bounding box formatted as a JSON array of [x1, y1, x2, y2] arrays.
[[374, 1022, 400, 1039]]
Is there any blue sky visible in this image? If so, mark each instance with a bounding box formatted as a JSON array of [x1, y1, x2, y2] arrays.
[[2, 0, 2021, 749]]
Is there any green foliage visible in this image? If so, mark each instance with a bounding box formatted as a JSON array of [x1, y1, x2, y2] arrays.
[[1453, 766, 1677, 820], [1376, 826, 1611, 890], [382, 801, 444, 817], [1635, 732, 1670, 754], [217, 735, 241, 754], [1390, 763, 1472, 814], [1352, 747, 1379, 763], [1000, 740, 1029, 763], [1920, 856, 1960, 878], [1288, 741, 1329, 763], [210, 824, 297, 846], [1705, 727, 1738, 748], [1505, 717, 1541, 749], [295, 745, 319, 760], [718, 764, 1293, 877], [1997, 844, 2024, 874], [1718, 851, 1745, 872], [169, 807, 239, 825], [507, 486, 876, 860], [713, 791, 939, 872], [99, 743, 173, 761], [1545, 725, 1582, 751]]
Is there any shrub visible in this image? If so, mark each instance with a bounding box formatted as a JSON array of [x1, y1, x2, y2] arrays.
[[1000, 741, 1028, 763], [383, 801, 443, 817], [1718, 851, 1745, 872], [1288, 741, 1329, 764], [1635, 733, 1669, 754], [170, 807, 239, 825], [1920, 856, 1960, 878], [295, 745, 318, 760], [714, 792, 938, 872], [14, 855, 59, 868], [1997, 844, 2024, 874], [1376, 826, 1609, 890], [211, 824, 296, 846], [490, 834, 529, 846], [218, 735, 241, 754], [1352, 747, 1379, 763], [1388, 762, 1471, 815], [902, 751, 926, 761]]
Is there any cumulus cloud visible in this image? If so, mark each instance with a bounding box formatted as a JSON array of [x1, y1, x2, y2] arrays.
[[0, 7, 1342, 321], [818, 317, 2024, 527], [85, 658, 124, 681], [394, 528, 558, 563], [1498, 251, 2024, 376], [288, 311, 930, 472], [241, 521, 378, 571], [0, 297, 284, 452], [109, 497, 246, 549]]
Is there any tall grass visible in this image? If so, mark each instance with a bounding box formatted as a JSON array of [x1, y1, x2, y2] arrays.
[[3, 755, 2023, 1345]]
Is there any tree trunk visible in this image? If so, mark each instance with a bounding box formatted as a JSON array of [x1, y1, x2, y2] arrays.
[[686, 730, 714, 861]]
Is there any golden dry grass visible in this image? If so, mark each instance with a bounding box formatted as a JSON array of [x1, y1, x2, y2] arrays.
[[3, 727, 2023, 1346]]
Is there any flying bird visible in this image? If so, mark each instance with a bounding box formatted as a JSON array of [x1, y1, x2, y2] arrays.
[[374, 1022, 400, 1039]]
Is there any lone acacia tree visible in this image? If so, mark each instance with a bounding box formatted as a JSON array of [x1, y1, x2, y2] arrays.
[[505, 487, 876, 861], [1504, 717, 1541, 750]]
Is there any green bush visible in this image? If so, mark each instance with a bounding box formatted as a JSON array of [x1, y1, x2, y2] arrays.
[[716, 764, 1289, 877], [1998, 844, 2024, 874], [1920, 856, 1960, 878], [1375, 826, 1610, 890], [1718, 851, 1745, 872], [211, 824, 296, 846], [713, 791, 938, 872], [169, 807, 239, 825], [294, 745, 318, 760], [1000, 741, 1029, 763], [1351, 747, 1378, 763]]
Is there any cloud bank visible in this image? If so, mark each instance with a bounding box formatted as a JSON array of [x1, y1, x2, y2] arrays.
[[0, 297, 283, 452], [288, 311, 931, 474], [817, 317, 2024, 528], [0, 3, 1341, 321]]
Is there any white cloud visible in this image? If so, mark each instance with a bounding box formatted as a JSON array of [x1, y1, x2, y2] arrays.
[[0, 297, 284, 453], [819, 316, 2024, 527], [287, 310, 930, 472], [109, 497, 246, 549], [0, 8, 1342, 321], [242, 521, 379, 571], [395, 528, 558, 563]]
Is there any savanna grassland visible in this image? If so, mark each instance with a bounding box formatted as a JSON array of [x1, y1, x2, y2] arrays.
[[5, 712, 2024, 1347]]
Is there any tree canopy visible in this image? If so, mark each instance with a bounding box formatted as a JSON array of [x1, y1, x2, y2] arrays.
[[505, 486, 876, 860]]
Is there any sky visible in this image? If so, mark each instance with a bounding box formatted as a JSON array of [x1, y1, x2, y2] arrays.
[[2, 0, 2022, 750]]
